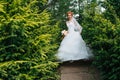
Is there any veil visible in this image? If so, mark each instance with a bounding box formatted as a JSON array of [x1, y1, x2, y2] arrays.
[[72, 17, 82, 33]]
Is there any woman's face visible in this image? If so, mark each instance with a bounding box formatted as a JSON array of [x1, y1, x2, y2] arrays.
[[67, 14, 73, 20]]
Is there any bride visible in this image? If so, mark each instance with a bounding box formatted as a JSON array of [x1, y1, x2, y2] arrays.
[[56, 11, 93, 62]]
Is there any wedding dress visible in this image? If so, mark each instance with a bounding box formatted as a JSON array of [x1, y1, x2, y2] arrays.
[[56, 17, 93, 62]]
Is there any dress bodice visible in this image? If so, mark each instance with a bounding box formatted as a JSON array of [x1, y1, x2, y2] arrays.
[[66, 18, 82, 33], [67, 21, 81, 34], [66, 21, 76, 32]]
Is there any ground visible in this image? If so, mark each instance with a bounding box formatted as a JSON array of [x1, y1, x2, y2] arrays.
[[59, 60, 101, 80]]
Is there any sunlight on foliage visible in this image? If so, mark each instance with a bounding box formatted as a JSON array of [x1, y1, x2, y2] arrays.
[[0, 0, 60, 80]]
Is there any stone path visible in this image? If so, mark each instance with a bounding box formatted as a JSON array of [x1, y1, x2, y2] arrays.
[[59, 60, 101, 80]]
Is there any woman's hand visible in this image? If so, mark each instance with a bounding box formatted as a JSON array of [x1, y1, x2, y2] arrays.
[[61, 30, 68, 36]]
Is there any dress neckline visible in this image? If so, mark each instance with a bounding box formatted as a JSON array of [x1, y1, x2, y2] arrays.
[[67, 20, 73, 24]]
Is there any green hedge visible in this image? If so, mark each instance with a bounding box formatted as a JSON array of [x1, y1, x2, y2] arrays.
[[0, 0, 60, 80], [0, 61, 59, 80], [82, 14, 120, 80]]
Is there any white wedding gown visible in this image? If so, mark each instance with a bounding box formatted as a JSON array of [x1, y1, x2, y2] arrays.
[[56, 18, 93, 62]]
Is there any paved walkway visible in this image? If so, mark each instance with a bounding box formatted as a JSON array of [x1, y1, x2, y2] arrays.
[[59, 60, 101, 80]]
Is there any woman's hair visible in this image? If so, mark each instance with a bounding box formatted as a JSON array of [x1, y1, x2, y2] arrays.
[[67, 11, 73, 16]]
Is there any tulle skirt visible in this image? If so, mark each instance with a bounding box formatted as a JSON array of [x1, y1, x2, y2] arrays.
[[56, 31, 93, 62]]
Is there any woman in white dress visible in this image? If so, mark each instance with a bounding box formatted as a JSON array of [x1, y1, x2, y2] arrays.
[[56, 11, 93, 62]]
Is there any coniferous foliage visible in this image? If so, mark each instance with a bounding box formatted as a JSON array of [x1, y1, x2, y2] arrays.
[[0, 0, 60, 79], [81, 0, 120, 80]]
